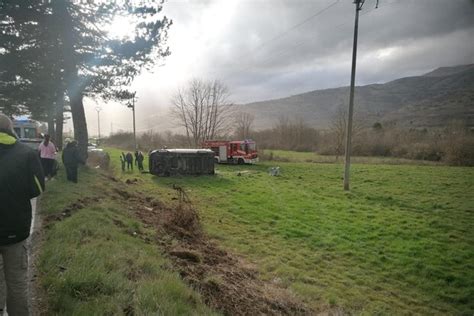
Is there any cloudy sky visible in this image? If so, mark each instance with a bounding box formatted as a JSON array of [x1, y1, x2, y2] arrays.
[[81, 0, 474, 136]]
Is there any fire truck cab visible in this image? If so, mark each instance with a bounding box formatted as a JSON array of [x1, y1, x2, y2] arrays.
[[203, 140, 258, 164]]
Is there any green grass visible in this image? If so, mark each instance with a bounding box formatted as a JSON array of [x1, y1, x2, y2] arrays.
[[263, 149, 441, 165], [39, 165, 217, 315], [106, 147, 474, 315]]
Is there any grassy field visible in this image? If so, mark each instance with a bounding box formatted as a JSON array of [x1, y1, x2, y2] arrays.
[[38, 166, 217, 315], [106, 148, 473, 315], [262, 149, 441, 165]]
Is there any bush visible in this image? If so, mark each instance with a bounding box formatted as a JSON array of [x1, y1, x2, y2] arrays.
[[316, 123, 474, 165], [442, 135, 474, 166], [406, 143, 442, 161]]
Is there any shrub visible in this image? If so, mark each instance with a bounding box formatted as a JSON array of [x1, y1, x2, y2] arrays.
[[442, 134, 474, 166]]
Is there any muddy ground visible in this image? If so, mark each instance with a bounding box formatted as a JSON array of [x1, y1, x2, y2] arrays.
[[114, 175, 316, 315]]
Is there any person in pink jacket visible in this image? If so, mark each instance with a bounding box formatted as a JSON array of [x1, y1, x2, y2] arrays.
[[38, 134, 57, 180]]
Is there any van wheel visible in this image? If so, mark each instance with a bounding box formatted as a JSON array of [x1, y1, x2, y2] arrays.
[[238, 158, 244, 165]]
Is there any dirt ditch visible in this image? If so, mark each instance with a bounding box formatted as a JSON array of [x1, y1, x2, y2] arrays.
[[43, 196, 101, 227], [124, 186, 315, 315]]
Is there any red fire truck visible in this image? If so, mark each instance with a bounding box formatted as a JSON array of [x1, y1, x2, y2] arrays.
[[202, 139, 258, 164]]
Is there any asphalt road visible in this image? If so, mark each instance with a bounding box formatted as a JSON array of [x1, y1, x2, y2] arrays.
[[28, 197, 40, 315], [30, 198, 37, 235]]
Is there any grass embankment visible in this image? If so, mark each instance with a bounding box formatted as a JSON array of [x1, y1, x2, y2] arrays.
[[38, 166, 216, 315], [106, 148, 474, 315]]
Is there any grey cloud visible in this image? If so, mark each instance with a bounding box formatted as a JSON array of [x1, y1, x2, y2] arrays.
[[218, 0, 472, 70], [114, 0, 474, 133], [202, 0, 474, 103]]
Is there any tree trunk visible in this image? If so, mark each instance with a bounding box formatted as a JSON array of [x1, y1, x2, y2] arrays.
[[47, 115, 55, 140], [55, 97, 64, 150], [69, 92, 88, 161], [54, 0, 87, 159]]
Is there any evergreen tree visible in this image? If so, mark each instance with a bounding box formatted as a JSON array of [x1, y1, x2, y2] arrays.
[[1, 0, 171, 157], [53, 1, 171, 158], [0, 0, 68, 142]]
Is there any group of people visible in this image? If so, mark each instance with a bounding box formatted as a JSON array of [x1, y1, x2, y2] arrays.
[[1, 112, 151, 314], [120, 151, 145, 172], [0, 113, 87, 315], [37, 133, 84, 184], [1, 114, 44, 315]]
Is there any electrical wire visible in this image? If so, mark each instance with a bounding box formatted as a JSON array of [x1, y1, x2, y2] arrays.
[[213, 0, 342, 82], [209, 0, 341, 79], [219, 0, 400, 84], [252, 0, 341, 53]]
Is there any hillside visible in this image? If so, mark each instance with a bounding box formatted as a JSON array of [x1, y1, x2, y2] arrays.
[[239, 64, 474, 129]]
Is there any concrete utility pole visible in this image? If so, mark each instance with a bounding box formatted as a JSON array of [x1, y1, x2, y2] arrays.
[[127, 92, 137, 150], [95, 107, 102, 145], [343, 0, 365, 191]]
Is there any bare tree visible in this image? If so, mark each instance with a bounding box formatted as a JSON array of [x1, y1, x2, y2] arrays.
[[331, 105, 363, 161], [235, 112, 254, 139], [270, 116, 319, 151], [171, 79, 233, 147]]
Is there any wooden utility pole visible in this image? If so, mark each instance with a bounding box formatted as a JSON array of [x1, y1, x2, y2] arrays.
[[343, 0, 365, 191]]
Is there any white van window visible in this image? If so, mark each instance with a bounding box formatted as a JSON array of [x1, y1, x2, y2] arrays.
[[24, 128, 37, 138], [13, 127, 22, 137]]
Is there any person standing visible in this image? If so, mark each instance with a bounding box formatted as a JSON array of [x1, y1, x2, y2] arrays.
[[38, 134, 57, 180], [62, 140, 83, 183], [120, 153, 126, 172], [0, 113, 45, 316], [125, 152, 133, 171], [136, 151, 144, 171]]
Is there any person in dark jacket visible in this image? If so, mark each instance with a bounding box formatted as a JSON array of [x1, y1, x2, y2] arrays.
[[0, 113, 45, 316], [136, 151, 144, 171], [125, 152, 133, 171], [62, 140, 84, 183]]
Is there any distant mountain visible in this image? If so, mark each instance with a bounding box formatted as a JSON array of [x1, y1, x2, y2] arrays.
[[239, 64, 474, 129]]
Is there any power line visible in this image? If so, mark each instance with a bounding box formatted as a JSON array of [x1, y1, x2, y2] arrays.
[[252, 0, 340, 52], [213, 0, 341, 80], [334, 0, 399, 30], [215, 1, 341, 83], [221, 0, 394, 84]]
